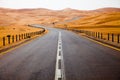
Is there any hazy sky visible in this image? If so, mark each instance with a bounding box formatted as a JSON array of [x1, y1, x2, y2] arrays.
[[0, 0, 120, 10]]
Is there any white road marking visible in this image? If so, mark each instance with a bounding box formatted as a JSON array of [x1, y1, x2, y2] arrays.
[[55, 32, 66, 80]]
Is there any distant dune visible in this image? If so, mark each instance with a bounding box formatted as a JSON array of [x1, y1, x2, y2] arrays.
[[0, 7, 120, 28], [0, 7, 87, 26], [56, 7, 120, 29]]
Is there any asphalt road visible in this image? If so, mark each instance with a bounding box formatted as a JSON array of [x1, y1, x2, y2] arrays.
[[0, 25, 120, 80]]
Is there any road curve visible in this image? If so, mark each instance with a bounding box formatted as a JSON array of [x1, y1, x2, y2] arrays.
[[0, 25, 120, 80]]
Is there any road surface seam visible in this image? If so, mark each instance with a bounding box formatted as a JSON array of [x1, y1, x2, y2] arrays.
[[55, 32, 66, 80]]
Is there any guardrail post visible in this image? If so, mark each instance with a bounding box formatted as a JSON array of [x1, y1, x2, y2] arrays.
[[91, 32, 93, 36], [89, 31, 91, 36], [44, 29, 45, 32], [30, 33, 32, 36], [21, 34, 23, 39], [20, 34, 22, 40], [91, 32, 93, 37], [33, 32, 34, 36], [29, 33, 30, 37], [98, 32, 100, 39], [25, 33, 26, 39], [31, 32, 33, 36], [94, 32, 96, 37], [91, 32, 92, 36], [117, 34, 119, 43], [101, 33, 103, 39], [112, 34, 114, 42], [28, 33, 31, 38], [91, 31, 92, 36], [93, 32, 95, 37], [25, 33, 27, 39], [24, 34, 25, 39], [26, 33, 28, 38], [108, 33, 110, 41], [19, 34, 21, 41], [96, 32, 97, 38], [28, 33, 29, 37], [3, 37, 5, 46], [86, 31, 88, 35], [16, 35, 18, 42], [27, 33, 28, 38], [88, 31, 89, 36], [12, 35, 14, 43], [92, 32, 94, 37], [7, 35, 11, 44], [27, 33, 29, 38]]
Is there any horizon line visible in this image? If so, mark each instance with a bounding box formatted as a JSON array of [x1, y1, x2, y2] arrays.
[[0, 6, 120, 11]]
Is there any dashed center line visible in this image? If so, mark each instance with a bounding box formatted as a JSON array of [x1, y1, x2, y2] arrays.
[[55, 32, 66, 80]]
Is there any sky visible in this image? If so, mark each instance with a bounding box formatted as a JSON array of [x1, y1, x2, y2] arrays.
[[0, 0, 120, 10]]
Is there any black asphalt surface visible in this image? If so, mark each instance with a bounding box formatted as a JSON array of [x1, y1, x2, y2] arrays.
[[0, 25, 120, 80]]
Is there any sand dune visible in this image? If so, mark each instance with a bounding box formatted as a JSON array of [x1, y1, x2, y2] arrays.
[[0, 7, 120, 31], [56, 8, 120, 29]]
